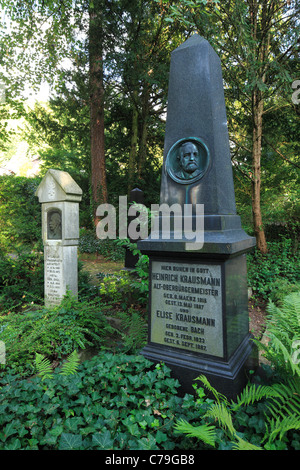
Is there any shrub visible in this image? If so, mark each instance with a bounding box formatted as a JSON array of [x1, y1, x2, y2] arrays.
[[0, 249, 44, 310], [247, 238, 300, 301], [0, 175, 41, 252], [79, 229, 124, 261], [0, 294, 107, 377], [98, 240, 149, 307], [255, 291, 300, 377]]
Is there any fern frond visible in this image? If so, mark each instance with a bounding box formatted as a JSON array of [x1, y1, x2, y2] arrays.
[[232, 384, 280, 411], [270, 335, 300, 376], [261, 378, 300, 443], [120, 310, 147, 351], [60, 350, 80, 376], [174, 419, 216, 447], [205, 403, 236, 437], [267, 379, 300, 419], [281, 292, 300, 316], [35, 353, 54, 381], [232, 436, 262, 451], [265, 414, 300, 443], [195, 375, 228, 405]]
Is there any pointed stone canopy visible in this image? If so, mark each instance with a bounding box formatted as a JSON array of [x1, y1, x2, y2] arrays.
[[35, 169, 82, 203]]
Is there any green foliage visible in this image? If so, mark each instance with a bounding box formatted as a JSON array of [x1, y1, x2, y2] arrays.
[[98, 243, 149, 308], [175, 292, 300, 450], [0, 352, 207, 450], [254, 291, 300, 376], [79, 229, 125, 261], [247, 238, 300, 301], [116, 308, 148, 353], [35, 350, 80, 380], [0, 176, 41, 252], [35, 353, 54, 381], [174, 419, 216, 447], [0, 294, 106, 377], [60, 350, 80, 377], [264, 379, 300, 447], [233, 384, 280, 410], [175, 373, 300, 450], [0, 249, 44, 310]]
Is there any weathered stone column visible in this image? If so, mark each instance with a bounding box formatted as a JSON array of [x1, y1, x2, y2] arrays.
[[35, 169, 82, 307]]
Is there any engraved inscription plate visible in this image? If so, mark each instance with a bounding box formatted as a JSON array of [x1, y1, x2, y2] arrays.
[[44, 245, 64, 306], [150, 260, 223, 357]]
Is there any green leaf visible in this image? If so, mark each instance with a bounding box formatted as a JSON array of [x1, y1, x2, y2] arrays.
[[155, 430, 168, 444], [58, 433, 83, 450], [75, 395, 86, 405], [39, 432, 58, 447], [60, 350, 80, 376], [91, 430, 114, 449], [49, 425, 64, 438], [136, 434, 158, 450], [4, 438, 21, 450], [28, 438, 39, 448], [2, 422, 18, 440], [65, 417, 85, 433]]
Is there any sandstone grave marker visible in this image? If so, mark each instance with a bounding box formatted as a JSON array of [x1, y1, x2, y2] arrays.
[[35, 169, 82, 307]]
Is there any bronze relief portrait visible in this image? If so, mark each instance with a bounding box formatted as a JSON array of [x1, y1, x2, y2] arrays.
[[166, 137, 210, 185]]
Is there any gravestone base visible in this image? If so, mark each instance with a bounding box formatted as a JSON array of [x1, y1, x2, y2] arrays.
[[142, 333, 256, 400], [139, 235, 257, 399]]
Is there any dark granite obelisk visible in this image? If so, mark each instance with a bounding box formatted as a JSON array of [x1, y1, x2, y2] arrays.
[[139, 35, 257, 399]]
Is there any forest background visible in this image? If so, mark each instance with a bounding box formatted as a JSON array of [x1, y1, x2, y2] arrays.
[[0, 0, 299, 254]]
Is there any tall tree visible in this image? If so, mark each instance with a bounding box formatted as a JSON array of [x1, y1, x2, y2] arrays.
[[0, 0, 109, 219], [113, 0, 185, 195], [160, 0, 300, 253], [89, 1, 107, 214]]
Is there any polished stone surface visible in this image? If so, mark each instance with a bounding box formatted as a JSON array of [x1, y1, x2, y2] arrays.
[[139, 35, 257, 398], [160, 34, 236, 215]]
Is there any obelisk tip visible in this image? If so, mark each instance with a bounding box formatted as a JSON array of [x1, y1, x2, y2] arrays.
[[174, 34, 206, 51]]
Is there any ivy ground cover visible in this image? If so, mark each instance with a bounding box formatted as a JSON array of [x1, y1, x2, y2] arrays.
[[0, 352, 204, 450]]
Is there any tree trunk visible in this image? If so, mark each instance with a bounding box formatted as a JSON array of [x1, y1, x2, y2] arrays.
[[137, 85, 150, 180], [251, 88, 268, 254], [89, 5, 107, 223], [128, 92, 139, 195], [249, 0, 268, 254]]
